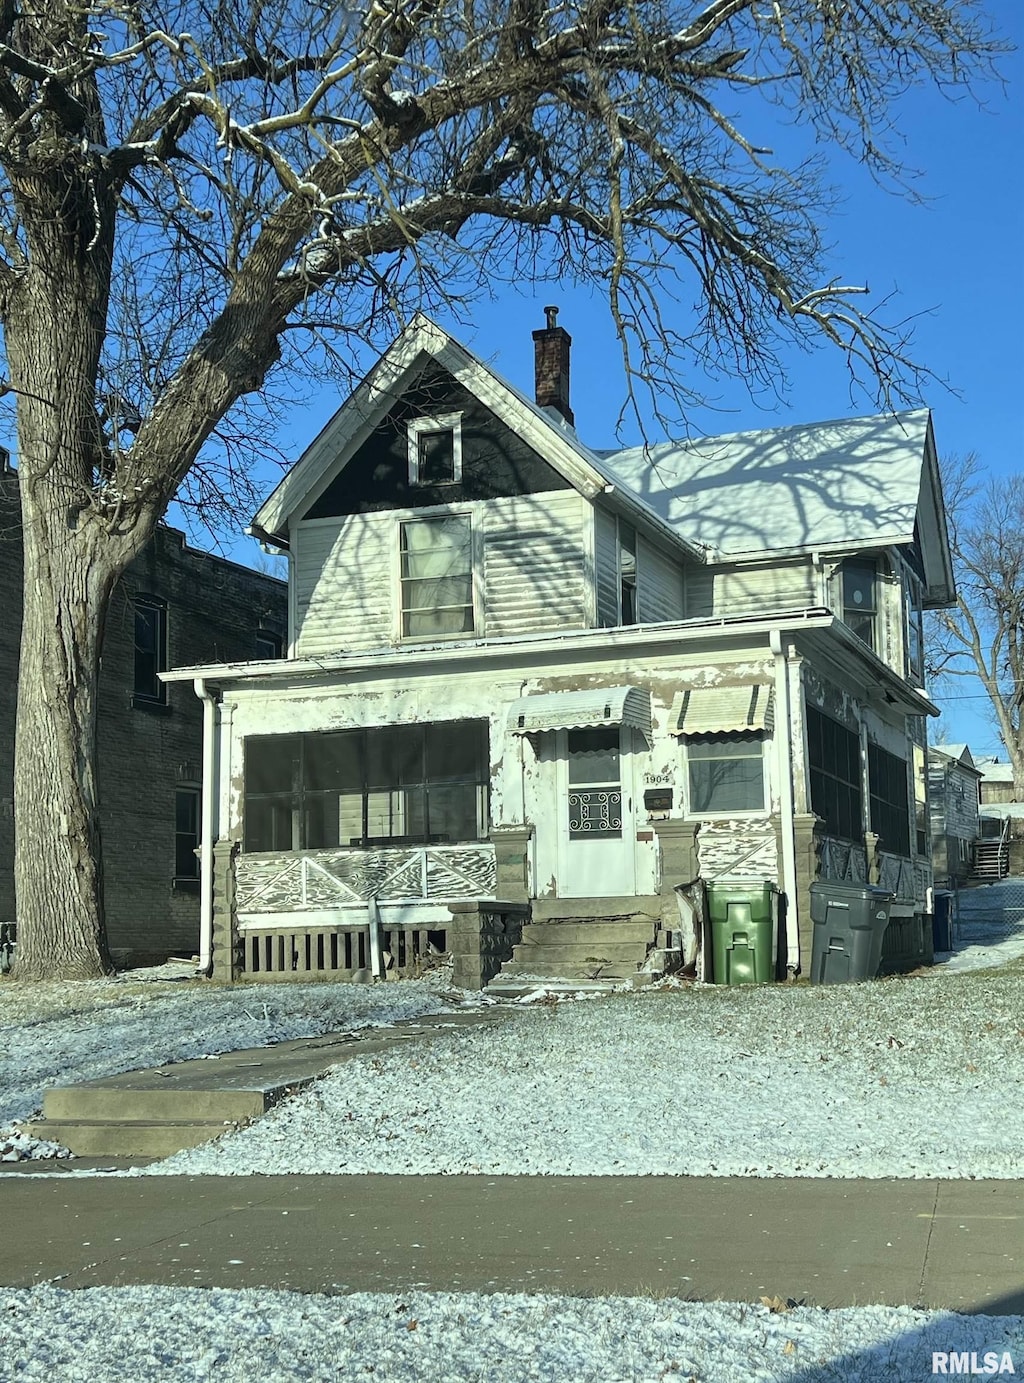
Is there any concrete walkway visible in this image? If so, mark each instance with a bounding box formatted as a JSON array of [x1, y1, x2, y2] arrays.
[[0, 1174, 1019, 1313]]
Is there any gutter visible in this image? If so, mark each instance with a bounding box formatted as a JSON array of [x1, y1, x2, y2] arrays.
[[770, 630, 802, 975], [194, 677, 220, 975]]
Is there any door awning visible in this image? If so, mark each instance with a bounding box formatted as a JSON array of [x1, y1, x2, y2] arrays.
[[670, 684, 774, 736], [508, 686, 652, 743]]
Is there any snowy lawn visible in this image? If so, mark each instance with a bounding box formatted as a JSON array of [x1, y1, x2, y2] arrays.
[[147, 964, 1024, 1180], [0, 964, 456, 1129], [0, 1285, 1020, 1383]]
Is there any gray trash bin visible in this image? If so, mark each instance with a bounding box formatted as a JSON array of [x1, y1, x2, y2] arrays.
[[809, 880, 894, 984]]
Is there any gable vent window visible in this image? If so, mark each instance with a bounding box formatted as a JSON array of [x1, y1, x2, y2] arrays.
[[400, 515, 474, 638], [408, 413, 462, 486]]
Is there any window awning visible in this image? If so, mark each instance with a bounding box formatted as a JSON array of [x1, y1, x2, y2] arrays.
[[508, 686, 652, 743], [670, 684, 774, 736]]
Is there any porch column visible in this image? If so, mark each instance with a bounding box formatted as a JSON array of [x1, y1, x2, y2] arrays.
[[788, 813, 825, 975], [651, 818, 700, 927], [211, 839, 241, 983], [490, 825, 534, 903]]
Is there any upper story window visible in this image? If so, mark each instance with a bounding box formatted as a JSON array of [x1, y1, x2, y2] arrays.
[[133, 595, 167, 704], [407, 413, 462, 486], [905, 578, 924, 684], [807, 706, 862, 842], [400, 514, 474, 638], [839, 559, 878, 651], [619, 521, 638, 625], [255, 629, 283, 660]]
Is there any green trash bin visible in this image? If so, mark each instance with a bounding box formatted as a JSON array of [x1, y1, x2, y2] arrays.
[[706, 880, 777, 984], [809, 880, 893, 984]]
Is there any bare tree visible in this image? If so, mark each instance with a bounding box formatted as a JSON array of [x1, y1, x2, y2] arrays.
[[0, 0, 1004, 978], [931, 456, 1024, 797]]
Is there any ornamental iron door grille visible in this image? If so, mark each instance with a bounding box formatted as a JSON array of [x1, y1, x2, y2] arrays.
[[567, 728, 623, 840], [568, 788, 623, 839]]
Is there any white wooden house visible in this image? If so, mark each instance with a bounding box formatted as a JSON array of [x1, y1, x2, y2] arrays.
[[163, 311, 953, 986]]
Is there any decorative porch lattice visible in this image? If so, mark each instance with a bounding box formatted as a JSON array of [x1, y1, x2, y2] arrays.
[[236, 844, 497, 913]]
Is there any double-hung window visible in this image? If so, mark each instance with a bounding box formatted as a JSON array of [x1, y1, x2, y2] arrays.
[[400, 514, 474, 638], [133, 595, 167, 704], [174, 787, 201, 884], [839, 559, 878, 651]]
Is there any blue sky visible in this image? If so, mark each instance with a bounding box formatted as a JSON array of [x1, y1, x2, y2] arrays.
[[220, 3, 1022, 753]]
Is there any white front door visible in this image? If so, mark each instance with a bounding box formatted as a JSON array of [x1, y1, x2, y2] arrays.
[[557, 726, 637, 897]]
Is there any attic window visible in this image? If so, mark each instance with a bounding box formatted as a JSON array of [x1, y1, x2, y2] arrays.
[[408, 413, 462, 486]]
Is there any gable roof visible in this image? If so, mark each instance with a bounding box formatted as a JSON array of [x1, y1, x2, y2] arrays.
[[930, 743, 982, 775], [251, 315, 953, 603], [598, 410, 953, 604], [250, 314, 704, 562]]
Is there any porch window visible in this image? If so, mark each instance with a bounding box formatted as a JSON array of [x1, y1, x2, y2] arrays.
[[567, 727, 622, 838], [400, 515, 474, 638], [686, 738, 765, 814], [806, 707, 862, 842], [242, 721, 489, 852], [868, 743, 912, 857]]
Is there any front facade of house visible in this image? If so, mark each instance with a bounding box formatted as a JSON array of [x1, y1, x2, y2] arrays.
[[165, 314, 953, 984], [0, 473, 287, 965]]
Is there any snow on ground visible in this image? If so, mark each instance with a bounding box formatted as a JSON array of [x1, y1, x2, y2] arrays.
[[152, 964, 1024, 1180], [0, 1285, 1020, 1383], [0, 968, 455, 1127]]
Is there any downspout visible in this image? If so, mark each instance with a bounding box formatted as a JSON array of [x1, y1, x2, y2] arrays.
[[194, 677, 220, 976], [770, 631, 801, 974]]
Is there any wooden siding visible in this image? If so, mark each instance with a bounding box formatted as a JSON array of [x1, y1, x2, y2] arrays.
[[685, 561, 815, 619], [482, 492, 588, 636], [637, 540, 684, 623], [294, 514, 392, 655], [594, 505, 619, 626]]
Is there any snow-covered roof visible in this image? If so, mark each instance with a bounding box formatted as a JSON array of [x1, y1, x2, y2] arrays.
[[978, 760, 1014, 783], [930, 743, 981, 773], [252, 315, 952, 603], [598, 410, 951, 602]]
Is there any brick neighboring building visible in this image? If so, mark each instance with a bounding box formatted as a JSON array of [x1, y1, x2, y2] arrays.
[[0, 471, 287, 965]]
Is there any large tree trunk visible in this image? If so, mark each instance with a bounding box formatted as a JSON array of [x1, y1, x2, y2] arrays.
[[4, 143, 128, 979], [13, 497, 119, 979]]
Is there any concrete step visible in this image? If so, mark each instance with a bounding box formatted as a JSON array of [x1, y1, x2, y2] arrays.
[[511, 942, 648, 967], [42, 1086, 268, 1124], [530, 895, 661, 923], [24, 1118, 242, 1160], [487, 973, 655, 998], [519, 921, 656, 946]]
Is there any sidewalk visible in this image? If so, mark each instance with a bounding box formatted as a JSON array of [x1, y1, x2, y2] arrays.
[[0, 1174, 1020, 1313]]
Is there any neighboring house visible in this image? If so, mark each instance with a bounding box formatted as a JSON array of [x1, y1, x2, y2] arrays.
[[163, 311, 954, 986], [0, 471, 287, 965], [927, 743, 981, 885]]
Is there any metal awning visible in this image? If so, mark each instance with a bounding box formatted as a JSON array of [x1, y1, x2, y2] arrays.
[[508, 686, 652, 742], [669, 684, 774, 736]]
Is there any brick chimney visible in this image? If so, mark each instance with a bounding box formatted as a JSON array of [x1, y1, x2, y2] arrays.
[[532, 305, 574, 426]]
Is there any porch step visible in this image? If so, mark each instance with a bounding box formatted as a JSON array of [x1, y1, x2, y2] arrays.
[[529, 895, 662, 923], [517, 921, 656, 946]]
